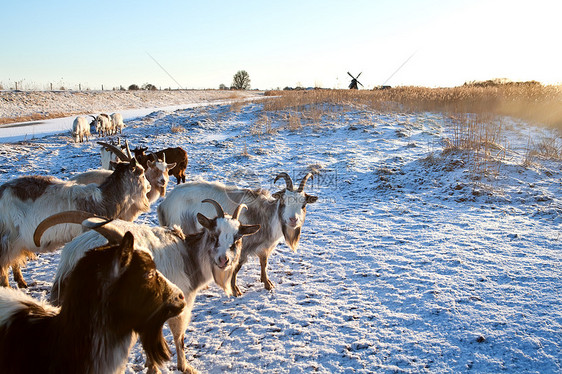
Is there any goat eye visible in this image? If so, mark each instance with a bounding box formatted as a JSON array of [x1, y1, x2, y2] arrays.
[[144, 269, 156, 279]]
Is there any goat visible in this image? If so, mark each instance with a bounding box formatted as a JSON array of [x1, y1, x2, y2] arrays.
[[0, 159, 151, 288], [71, 116, 91, 143], [158, 172, 318, 296], [133, 146, 188, 184], [0, 232, 186, 374], [111, 112, 125, 134], [94, 113, 113, 137], [98, 139, 132, 170], [77, 143, 175, 205], [36, 200, 260, 373]]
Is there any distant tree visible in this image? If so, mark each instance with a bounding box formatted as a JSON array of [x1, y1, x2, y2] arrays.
[[232, 70, 251, 90], [219, 83, 228, 90], [142, 83, 157, 91], [128, 84, 139, 91]]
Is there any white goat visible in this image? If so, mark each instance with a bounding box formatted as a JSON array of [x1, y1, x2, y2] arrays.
[[95, 113, 113, 137], [0, 159, 150, 288], [111, 112, 125, 134], [158, 172, 318, 296], [38, 200, 260, 374], [71, 116, 91, 143]]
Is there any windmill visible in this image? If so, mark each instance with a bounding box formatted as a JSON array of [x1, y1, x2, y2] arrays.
[[347, 72, 363, 89]]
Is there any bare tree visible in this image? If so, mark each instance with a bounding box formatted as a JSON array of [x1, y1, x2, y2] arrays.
[[232, 70, 251, 90]]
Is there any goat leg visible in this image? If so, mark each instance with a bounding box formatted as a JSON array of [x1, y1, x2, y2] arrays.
[[258, 253, 275, 291], [230, 262, 244, 297], [11, 264, 27, 288], [0, 266, 10, 288]]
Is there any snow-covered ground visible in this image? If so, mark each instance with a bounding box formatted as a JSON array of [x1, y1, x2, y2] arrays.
[[0, 99, 560, 373]]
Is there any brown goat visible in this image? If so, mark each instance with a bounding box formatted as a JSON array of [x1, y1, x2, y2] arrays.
[[133, 146, 188, 184]]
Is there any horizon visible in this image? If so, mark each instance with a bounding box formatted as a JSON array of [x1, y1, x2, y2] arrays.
[[2, 0, 560, 90]]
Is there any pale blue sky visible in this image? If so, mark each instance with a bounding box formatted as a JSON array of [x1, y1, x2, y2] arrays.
[[2, 0, 560, 90]]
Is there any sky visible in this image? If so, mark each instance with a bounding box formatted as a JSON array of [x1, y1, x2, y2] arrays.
[[1, 0, 560, 90]]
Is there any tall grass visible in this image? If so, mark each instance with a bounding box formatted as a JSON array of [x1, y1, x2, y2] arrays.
[[265, 83, 562, 129]]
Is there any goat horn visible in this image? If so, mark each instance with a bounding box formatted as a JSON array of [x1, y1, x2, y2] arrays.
[[124, 140, 133, 159], [34, 210, 106, 247], [274, 172, 294, 191], [202, 199, 225, 218], [97, 141, 131, 161], [150, 153, 158, 162], [232, 204, 248, 221], [162, 153, 166, 163], [297, 172, 314, 192], [81, 217, 124, 244]]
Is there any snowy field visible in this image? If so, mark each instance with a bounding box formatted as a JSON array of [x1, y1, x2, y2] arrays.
[[0, 99, 560, 373]]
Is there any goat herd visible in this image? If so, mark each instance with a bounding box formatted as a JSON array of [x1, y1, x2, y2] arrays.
[[0, 117, 318, 374]]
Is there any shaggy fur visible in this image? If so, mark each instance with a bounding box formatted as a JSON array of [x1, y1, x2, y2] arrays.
[[0, 160, 150, 287], [47, 208, 259, 374], [157, 175, 317, 296], [0, 233, 185, 374]]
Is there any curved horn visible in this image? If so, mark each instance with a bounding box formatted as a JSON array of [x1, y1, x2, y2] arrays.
[[162, 153, 166, 163], [232, 204, 248, 221], [297, 172, 314, 193], [124, 140, 132, 159], [34, 210, 105, 247], [81, 217, 124, 244], [274, 172, 294, 191], [97, 141, 130, 161], [202, 199, 225, 218], [150, 153, 158, 162]]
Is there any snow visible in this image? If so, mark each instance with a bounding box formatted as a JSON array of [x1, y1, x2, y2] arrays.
[[0, 99, 560, 373]]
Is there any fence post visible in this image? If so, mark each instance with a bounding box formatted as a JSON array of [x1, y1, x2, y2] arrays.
[[79, 83, 81, 91], [15, 82, 18, 90], [50, 83, 53, 91], [101, 84, 104, 91]]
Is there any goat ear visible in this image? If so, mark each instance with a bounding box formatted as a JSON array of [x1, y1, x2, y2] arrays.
[[116, 231, 134, 271], [167, 163, 176, 170], [197, 213, 213, 230], [239, 224, 261, 237], [305, 194, 318, 204]]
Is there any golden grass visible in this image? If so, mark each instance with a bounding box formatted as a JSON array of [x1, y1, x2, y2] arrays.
[[265, 83, 562, 129]]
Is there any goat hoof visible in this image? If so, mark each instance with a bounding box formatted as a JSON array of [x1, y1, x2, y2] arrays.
[[263, 279, 275, 291], [146, 366, 161, 374], [232, 285, 242, 297], [16, 280, 28, 288], [185, 365, 199, 374], [179, 363, 199, 374]]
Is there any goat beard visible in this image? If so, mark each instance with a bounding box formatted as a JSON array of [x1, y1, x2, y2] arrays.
[[136, 310, 174, 366], [282, 224, 301, 252], [212, 265, 233, 296]]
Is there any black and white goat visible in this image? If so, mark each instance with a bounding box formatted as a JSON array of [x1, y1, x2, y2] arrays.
[[94, 113, 113, 137], [0, 232, 186, 374], [0, 159, 151, 288], [98, 139, 132, 170], [37, 200, 260, 374], [75, 142, 175, 205], [158, 172, 318, 296]]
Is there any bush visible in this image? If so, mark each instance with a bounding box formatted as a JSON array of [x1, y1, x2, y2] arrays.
[[128, 84, 139, 91]]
